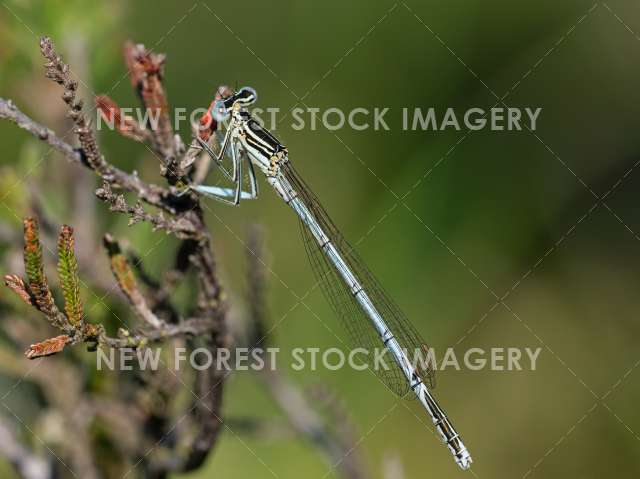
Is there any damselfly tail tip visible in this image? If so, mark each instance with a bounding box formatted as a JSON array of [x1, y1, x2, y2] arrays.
[[456, 452, 472, 471]]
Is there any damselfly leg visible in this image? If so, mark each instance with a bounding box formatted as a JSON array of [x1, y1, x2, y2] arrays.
[[191, 186, 256, 201], [245, 147, 259, 198], [196, 137, 234, 181], [192, 139, 257, 204]]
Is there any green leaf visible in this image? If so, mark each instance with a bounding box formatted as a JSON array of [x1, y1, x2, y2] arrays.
[[57, 225, 83, 326], [23, 217, 59, 319]]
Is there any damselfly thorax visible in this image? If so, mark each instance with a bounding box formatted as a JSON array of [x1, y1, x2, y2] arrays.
[[231, 107, 288, 177]]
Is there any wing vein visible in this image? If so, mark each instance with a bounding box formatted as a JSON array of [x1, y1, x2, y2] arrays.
[[281, 163, 435, 395]]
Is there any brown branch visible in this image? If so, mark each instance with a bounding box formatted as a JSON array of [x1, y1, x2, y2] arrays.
[[103, 233, 166, 330], [95, 95, 151, 143], [40, 37, 106, 174], [96, 183, 200, 239], [0, 98, 78, 160], [176, 236, 228, 472], [0, 96, 179, 214], [123, 42, 176, 165], [97, 318, 218, 349]]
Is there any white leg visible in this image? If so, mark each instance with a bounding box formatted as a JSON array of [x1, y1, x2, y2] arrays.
[[231, 139, 242, 204], [191, 185, 256, 201], [245, 149, 259, 199], [192, 140, 243, 205], [197, 134, 234, 181]]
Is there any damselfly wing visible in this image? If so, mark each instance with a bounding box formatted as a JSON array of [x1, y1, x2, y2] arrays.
[[280, 162, 436, 396]]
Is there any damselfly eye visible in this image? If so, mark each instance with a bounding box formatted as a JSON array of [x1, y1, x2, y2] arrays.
[[212, 100, 230, 122]]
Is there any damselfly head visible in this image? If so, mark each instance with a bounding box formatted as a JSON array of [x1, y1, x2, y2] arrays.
[[234, 86, 258, 106], [212, 86, 258, 121]]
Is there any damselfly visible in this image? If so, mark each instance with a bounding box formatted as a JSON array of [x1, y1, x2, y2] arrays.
[[189, 87, 473, 470]]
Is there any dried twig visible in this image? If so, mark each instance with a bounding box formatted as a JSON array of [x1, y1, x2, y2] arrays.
[[3, 274, 35, 306], [0, 97, 177, 214], [123, 42, 176, 167], [95, 95, 150, 143], [25, 335, 71, 359], [96, 182, 200, 239], [98, 318, 218, 349], [40, 37, 106, 174], [103, 233, 165, 330]]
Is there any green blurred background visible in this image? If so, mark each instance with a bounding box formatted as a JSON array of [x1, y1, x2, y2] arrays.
[[1, 0, 640, 477]]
